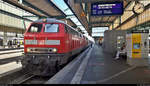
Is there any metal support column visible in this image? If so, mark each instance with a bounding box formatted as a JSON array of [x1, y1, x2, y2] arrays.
[[112, 23, 114, 30], [135, 16, 139, 30], [3, 31, 7, 48], [119, 16, 122, 30]]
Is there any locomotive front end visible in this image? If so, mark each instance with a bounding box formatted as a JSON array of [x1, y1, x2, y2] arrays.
[[22, 19, 67, 76]]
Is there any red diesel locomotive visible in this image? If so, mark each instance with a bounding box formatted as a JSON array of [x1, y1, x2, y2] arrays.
[[22, 18, 90, 76]]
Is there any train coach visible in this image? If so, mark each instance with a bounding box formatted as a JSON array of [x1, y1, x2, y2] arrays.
[[21, 18, 91, 76]]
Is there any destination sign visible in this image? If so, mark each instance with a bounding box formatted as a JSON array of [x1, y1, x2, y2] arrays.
[[91, 2, 124, 16], [131, 30, 149, 33]]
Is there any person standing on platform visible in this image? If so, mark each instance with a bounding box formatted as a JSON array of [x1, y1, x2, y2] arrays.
[[115, 42, 126, 60]]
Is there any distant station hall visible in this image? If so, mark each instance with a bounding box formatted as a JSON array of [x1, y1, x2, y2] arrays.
[[0, 0, 150, 84]]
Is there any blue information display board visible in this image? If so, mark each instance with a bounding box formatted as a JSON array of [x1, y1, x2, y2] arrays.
[[91, 2, 124, 16]]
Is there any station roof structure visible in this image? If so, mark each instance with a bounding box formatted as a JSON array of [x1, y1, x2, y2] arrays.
[[23, 0, 66, 18], [65, 0, 131, 28], [22, 0, 77, 27], [2, 0, 46, 17], [2, 0, 149, 35], [2, 0, 77, 28]]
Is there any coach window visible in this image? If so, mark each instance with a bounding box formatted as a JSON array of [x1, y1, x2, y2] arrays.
[[28, 24, 43, 33], [44, 24, 59, 32]]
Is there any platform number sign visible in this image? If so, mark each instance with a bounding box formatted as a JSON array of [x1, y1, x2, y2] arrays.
[[91, 2, 124, 16]]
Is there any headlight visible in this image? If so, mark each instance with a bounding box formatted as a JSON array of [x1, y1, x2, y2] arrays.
[[52, 48, 57, 53], [27, 48, 31, 52], [49, 48, 57, 53], [27, 48, 34, 52]]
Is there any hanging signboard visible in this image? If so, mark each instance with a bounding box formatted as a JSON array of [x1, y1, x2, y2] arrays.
[[91, 2, 124, 16], [131, 30, 149, 33]]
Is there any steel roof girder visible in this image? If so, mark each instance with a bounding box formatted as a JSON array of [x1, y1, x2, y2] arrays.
[[2, 0, 44, 17], [90, 21, 113, 24], [22, 0, 66, 19]]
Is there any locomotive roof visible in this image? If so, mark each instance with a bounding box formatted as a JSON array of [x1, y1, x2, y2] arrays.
[[34, 18, 66, 24], [34, 18, 80, 34]]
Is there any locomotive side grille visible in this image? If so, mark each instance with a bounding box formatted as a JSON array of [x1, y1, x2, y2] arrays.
[[36, 48, 48, 52], [25, 40, 37, 45], [45, 40, 60, 45]]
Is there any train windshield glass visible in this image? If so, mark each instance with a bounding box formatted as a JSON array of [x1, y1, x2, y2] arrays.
[[44, 24, 59, 33], [28, 23, 43, 33]]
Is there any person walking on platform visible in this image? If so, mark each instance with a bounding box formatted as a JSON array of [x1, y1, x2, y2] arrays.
[[115, 42, 126, 60]]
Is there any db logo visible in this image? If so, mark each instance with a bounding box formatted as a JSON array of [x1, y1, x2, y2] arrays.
[[38, 40, 45, 45]]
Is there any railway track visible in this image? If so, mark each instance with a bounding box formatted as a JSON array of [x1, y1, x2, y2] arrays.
[[0, 69, 53, 84], [0, 69, 25, 84], [10, 73, 35, 84], [20, 76, 50, 84], [0, 62, 58, 84], [0, 68, 34, 84]]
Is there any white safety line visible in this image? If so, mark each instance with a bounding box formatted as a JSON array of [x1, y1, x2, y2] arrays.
[[96, 66, 137, 83], [45, 47, 91, 84], [70, 46, 93, 84]]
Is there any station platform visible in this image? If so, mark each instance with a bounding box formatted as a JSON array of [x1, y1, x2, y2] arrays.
[[0, 49, 23, 65], [46, 44, 150, 84], [0, 49, 23, 55], [0, 45, 24, 51]]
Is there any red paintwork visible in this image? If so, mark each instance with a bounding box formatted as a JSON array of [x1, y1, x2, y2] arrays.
[[24, 22, 88, 54]]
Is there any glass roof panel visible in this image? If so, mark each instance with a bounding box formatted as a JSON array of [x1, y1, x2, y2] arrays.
[[139, 1, 150, 6], [51, 0, 87, 33]]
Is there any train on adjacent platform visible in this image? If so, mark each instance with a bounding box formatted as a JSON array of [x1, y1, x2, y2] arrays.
[[21, 18, 93, 76]]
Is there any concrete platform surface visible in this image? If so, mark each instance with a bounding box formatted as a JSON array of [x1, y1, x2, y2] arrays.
[[46, 44, 150, 84], [0, 46, 24, 51], [0, 52, 22, 60], [0, 49, 23, 54], [81, 45, 150, 84]]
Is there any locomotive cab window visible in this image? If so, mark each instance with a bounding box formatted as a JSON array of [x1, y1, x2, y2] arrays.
[[44, 24, 59, 33], [28, 23, 43, 33]]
